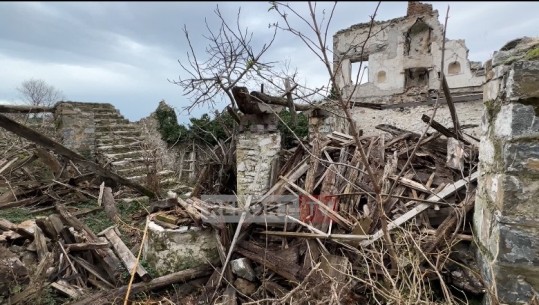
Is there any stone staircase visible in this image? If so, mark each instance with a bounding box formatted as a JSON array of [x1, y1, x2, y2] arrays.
[[69, 102, 178, 197]]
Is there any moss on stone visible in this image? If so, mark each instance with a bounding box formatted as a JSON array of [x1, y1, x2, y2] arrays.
[[484, 99, 502, 125], [525, 47, 539, 61]]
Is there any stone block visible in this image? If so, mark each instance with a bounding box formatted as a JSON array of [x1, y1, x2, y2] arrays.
[[494, 103, 537, 138], [491, 263, 538, 304], [498, 223, 539, 265], [497, 174, 539, 221], [478, 136, 496, 167], [506, 60, 539, 101], [483, 78, 501, 102], [503, 142, 539, 175], [230, 258, 257, 281], [143, 222, 220, 276]]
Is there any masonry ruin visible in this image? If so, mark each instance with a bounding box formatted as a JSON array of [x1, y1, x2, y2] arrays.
[[1, 3, 539, 304], [475, 37, 539, 304], [334, 1, 485, 137]]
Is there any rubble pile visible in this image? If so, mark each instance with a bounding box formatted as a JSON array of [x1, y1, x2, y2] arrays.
[[0, 103, 485, 304]]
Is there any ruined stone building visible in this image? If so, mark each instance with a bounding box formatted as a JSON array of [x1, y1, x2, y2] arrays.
[[333, 1, 485, 137]]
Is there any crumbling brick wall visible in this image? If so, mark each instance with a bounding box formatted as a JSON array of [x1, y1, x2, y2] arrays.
[[406, 1, 433, 16]]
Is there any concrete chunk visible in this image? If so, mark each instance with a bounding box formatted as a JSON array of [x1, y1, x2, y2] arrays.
[[230, 258, 257, 281]]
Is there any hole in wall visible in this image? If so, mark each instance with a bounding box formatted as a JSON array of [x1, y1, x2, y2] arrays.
[[351, 60, 369, 84], [404, 18, 432, 56], [377, 71, 386, 83], [448, 61, 461, 75]]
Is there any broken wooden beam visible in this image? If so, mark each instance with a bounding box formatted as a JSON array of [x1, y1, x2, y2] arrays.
[[0, 104, 54, 113], [360, 171, 478, 246], [65, 241, 110, 252], [421, 114, 468, 143], [68, 265, 213, 305], [102, 226, 151, 282]]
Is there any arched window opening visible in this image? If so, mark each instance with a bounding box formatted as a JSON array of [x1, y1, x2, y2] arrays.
[[448, 61, 461, 75]]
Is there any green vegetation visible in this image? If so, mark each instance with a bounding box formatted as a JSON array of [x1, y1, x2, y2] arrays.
[[155, 103, 309, 149], [525, 46, 539, 60], [277, 110, 309, 149], [140, 259, 159, 278], [80, 198, 150, 248], [0, 206, 55, 223]]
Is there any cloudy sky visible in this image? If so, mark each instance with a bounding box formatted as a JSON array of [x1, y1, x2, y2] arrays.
[[1, 2, 537, 123]]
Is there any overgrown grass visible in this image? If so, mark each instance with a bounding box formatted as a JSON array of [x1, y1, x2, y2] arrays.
[[0, 207, 53, 223]]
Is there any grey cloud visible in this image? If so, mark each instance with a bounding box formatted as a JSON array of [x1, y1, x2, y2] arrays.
[[0, 2, 538, 123]]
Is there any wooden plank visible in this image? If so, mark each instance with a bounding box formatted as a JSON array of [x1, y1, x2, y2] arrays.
[[360, 171, 479, 246], [103, 227, 151, 282], [34, 226, 49, 261], [51, 280, 83, 299], [0, 157, 18, 175], [55, 204, 123, 283], [65, 242, 110, 252], [421, 114, 470, 145], [441, 74, 461, 137], [388, 175, 431, 193], [71, 256, 115, 289], [0, 218, 34, 239], [97, 182, 105, 207]]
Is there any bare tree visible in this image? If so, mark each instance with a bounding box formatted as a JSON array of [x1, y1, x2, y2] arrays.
[[17, 78, 64, 108], [175, 2, 472, 304]]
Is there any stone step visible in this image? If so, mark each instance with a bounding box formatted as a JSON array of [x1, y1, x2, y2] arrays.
[[110, 157, 147, 168], [116, 165, 149, 176], [97, 136, 142, 146], [97, 142, 143, 154], [103, 150, 145, 161], [158, 177, 181, 188], [86, 107, 119, 114], [126, 170, 176, 183], [95, 130, 142, 138], [163, 183, 193, 194], [94, 112, 125, 120], [95, 118, 130, 125], [96, 124, 138, 133]]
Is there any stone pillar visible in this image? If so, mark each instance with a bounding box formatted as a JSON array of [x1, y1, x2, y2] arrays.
[[54, 102, 95, 159], [308, 104, 350, 142], [236, 130, 281, 197], [475, 37, 539, 304]]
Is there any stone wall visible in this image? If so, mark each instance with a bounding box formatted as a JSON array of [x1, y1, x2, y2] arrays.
[[333, 2, 484, 100], [308, 104, 350, 142], [351, 100, 484, 138], [54, 102, 96, 159], [236, 131, 281, 197], [474, 37, 539, 304]]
